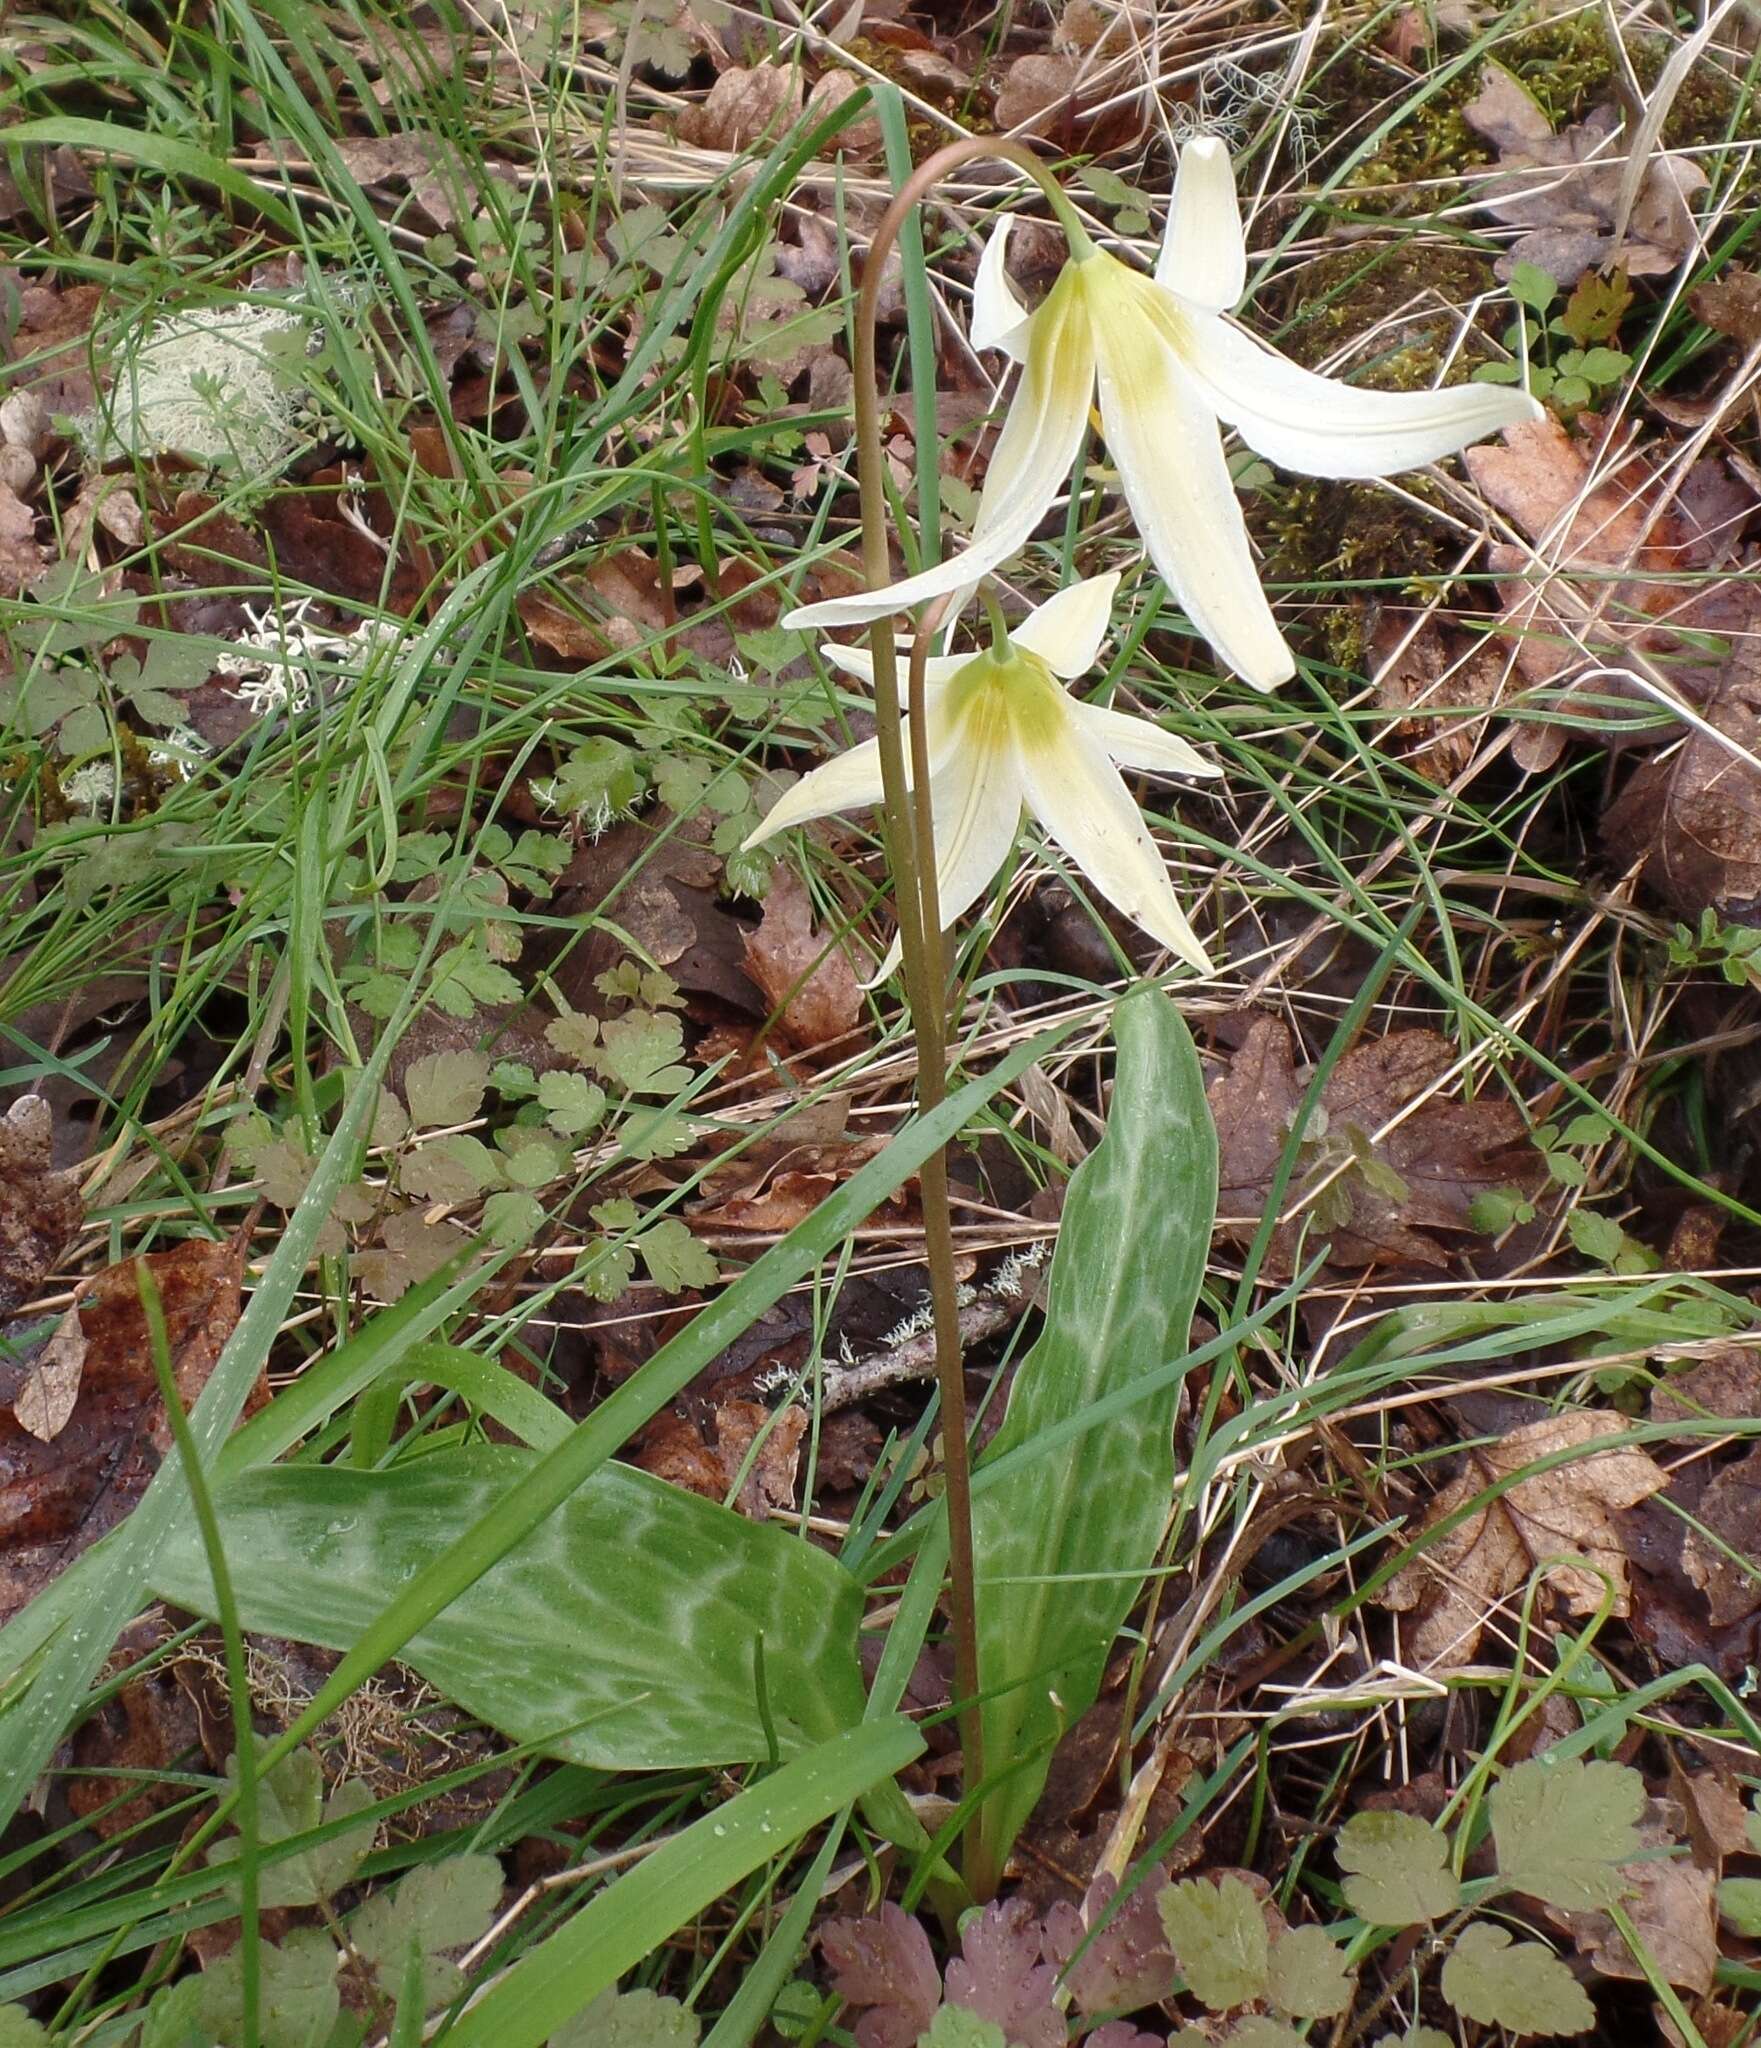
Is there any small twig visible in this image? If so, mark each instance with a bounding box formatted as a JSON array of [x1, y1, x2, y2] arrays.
[[814, 1243, 1049, 1412]]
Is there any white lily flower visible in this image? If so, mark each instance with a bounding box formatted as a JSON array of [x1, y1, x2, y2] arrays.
[[786, 137, 1542, 691], [747, 572, 1222, 977]]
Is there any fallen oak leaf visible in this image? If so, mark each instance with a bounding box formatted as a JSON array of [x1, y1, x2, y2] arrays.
[[0, 1095, 83, 1313], [740, 867, 867, 1055], [1383, 1408, 1667, 1667], [1464, 66, 1708, 286], [1209, 1019, 1540, 1272], [0, 1236, 248, 1623], [12, 1306, 86, 1442]]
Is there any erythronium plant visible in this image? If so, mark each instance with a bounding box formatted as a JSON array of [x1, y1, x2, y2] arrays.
[[747, 570, 1221, 977], [788, 135, 1544, 690]]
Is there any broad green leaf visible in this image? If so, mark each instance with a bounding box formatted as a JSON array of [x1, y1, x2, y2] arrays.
[[1336, 1810, 1460, 1925], [1158, 1876, 1270, 2013], [555, 1988, 699, 2046], [349, 1853, 500, 2011], [598, 1011, 691, 1094], [0, 2008, 46, 2044], [444, 1717, 922, 2048], [1718, 1875, 1761, 1936], [1490, 1757, 1643, 1909], [917, 2013, 1004, 2048], [150, 1447, 867, 1768], [1226, 2022, 1308, 2047], [399, 1134, 503, 1204], [1440, 1921, 1593, 2035], [1746, 1798, 1761, 1854], [1267, 1924, 1353, 2018], [972, 989, 1216, 1873], [1373, 2032, 1452, 2048], [404, 1051, 491, 1129]]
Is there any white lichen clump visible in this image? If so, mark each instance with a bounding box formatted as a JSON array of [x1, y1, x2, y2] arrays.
[[217, 599, 409, 718], [85, 301, 312, 473]]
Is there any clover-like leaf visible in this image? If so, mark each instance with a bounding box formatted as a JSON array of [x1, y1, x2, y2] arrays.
[[1718, 1875, 1761, 1937], [597, 1011, 691, 1095], [1267, 1924, 1353, 2019], [404, 1050, 492, 1129], [399, 1134, 504, 1205], [552, 1986, 700, 2046], [1490, 1757, 1644, 1910], [545, 1010, 601, 1066], [0, 2006, 47, 2045], [917, 2013, 1005, 2048], [537, 1070, 607, 1138], [1157, 1875, 1270, 2013], [208, 1745, 375, 1909], [349, 1851, 500, 2015], [1337, 1810, 1460, 1926], [638, 1218, 717, 1295], [197, 1927, 344, 2048], [1440, 1921, 1594, 2035], [482, 1191, 546, 1249]]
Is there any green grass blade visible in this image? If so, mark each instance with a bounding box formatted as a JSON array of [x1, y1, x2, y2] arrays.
[[0, 118, 299, 231], [441, 1719, 922, 2047]]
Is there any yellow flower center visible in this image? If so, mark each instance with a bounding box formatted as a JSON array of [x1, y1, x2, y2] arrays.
[[942, 646, 1068, 763]]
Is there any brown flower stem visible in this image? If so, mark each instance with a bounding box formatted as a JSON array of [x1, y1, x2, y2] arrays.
[[846, 132, 1074, 1894]]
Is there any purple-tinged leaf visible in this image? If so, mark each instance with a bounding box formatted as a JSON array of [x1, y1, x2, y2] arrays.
[[819, 1905, 941, 2048], [943, 1900, 1062, 2048], [1042, 1870, 1179, 2015]]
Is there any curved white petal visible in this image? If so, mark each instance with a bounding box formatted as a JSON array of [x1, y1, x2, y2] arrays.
[[822, 642, 970, 691], [1018, 722, 1213, 973], [743, 736, 888, 846], [1178, 313, 1545, 479], [1012, 570, 1120, 678], [1157, 136, 1246, 315], [867, 741, 1023, 985], [784, 267, 1095, 631], [1074, 699, 1223, 777], [972, 214, 1033, 362], [1090, 289, 1294, 692]]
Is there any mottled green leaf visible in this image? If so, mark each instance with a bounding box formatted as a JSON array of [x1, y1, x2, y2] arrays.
[[1267, 1924, 1354, 2018], [598, 1012, 691, 1095], [1158, 1875, 1269, 2013], [483, 1191, 546, 1249], [973, 989, 1217, 1873], [0, 2007, 46, 2044], [1337, 1810, 1460, 1925], [1441, 1922, 1593, 2035], [150, 1447, 867, 1768], [1491, 1757, 1643, 1909]]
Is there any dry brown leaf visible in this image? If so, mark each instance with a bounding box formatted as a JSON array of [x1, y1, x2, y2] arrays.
[[713, 1397, 807, 1518], [1383, 1409, 1667, 1667], [1464, 66, 1708, 285], [0, 1236, 247, 1623], [1463, 413, 1749, 703], [1370, 615, 1510, 784], [0, 480, 46, 590], [1055, 0, 1150, 56], [994, 53, 1080, 135], [1650, 1348, 1761, 1424], [13, 1305, 86, 1442], [1601, 638, 1761, 922], [1209, 1019, 1540, 1272], [679, 64, 802, 151], [1677, 1446, 1761, 1625], [0, 1095, 83, 1312], [740, 868, 866, 1054]]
